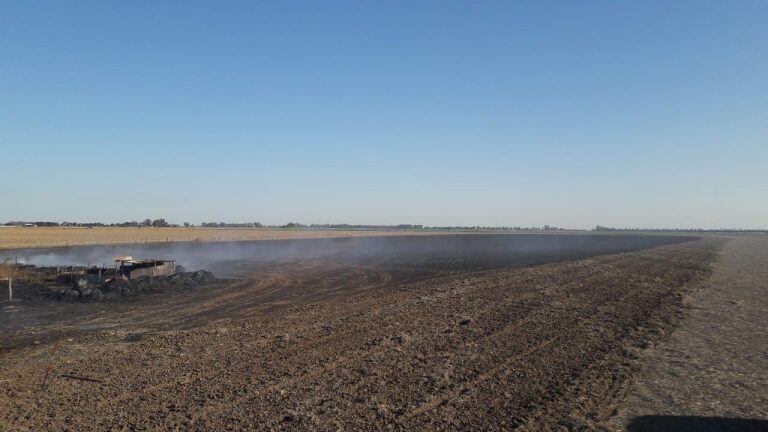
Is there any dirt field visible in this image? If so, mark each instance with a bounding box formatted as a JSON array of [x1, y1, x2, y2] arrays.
[[0, 227, 438, 250], [607, 235, 768, 431], [0, 234, 721, 430]]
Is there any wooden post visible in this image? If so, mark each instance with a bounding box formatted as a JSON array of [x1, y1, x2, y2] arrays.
[[7, 277, 11, 302]]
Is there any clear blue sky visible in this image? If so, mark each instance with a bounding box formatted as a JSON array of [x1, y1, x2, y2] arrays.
[[1, 1, 766, 228]]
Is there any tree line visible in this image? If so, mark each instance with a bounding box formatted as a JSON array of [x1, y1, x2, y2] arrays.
[[3, 219, 176, 228], [3, 221, 579, 231], [593, 225, 767, 233]]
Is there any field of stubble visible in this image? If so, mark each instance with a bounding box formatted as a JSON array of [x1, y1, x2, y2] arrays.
[[0, 227, 436, 250]]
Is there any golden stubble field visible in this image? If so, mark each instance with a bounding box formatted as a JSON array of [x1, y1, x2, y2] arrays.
[[0, 227, 433, 250]]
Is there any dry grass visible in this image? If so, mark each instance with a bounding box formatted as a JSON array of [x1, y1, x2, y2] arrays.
[[0, 227, 435, 250], [0, 263, 11, 279], [0, 263, 36, 284]]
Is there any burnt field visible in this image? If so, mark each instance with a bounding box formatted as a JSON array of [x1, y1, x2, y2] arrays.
[[0, 234, 720, 430]]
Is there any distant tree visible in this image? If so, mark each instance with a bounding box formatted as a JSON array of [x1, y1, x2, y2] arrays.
[[199, 221, 262, 228], [151, 218, 169, 227], [183, 222, 190, 228], [33, 221, 60, 227]]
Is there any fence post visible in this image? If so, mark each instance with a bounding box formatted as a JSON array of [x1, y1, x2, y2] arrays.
[[7, 277, 11, 302]]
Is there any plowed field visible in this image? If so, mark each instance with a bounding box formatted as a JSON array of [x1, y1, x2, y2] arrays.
[[0, 234, 719, 430]]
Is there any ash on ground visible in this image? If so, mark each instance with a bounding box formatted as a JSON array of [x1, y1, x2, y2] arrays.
[[46, 270, 222, 302]]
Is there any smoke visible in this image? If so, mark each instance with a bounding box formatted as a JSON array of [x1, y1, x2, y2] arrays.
[[0, 234, 693, 277]]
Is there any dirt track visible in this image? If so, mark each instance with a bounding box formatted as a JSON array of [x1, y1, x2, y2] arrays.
[[0, 235, 719, 430], [609, 235, 768, 431]]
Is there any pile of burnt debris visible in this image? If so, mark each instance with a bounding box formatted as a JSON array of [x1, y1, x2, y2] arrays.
[[43, 256, 223, 302], [47, 270, 220, 302]]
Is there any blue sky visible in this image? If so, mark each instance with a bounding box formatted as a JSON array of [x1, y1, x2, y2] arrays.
[[1, 1, 766, 228]]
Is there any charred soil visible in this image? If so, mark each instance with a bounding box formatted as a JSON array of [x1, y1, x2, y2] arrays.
[[0, 236, 720, 430]]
